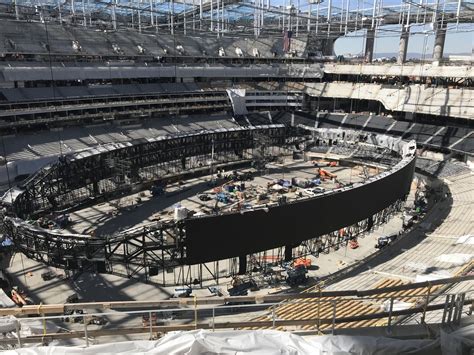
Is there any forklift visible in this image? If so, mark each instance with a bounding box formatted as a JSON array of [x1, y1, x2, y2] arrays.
[[286, 265, 308, 286]]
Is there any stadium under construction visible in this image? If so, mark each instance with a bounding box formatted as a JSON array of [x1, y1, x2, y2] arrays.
[[0, 0, 472, 353]]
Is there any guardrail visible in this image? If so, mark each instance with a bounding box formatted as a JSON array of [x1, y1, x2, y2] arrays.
[[2, 275, 472, 317], [0, 276, 472, 347]]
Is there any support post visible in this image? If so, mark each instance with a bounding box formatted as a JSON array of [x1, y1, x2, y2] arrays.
[[442, 294, 450, 324], [448, 294, 456, 322], [83, 315, 89, 347], [111, 0, 117, 30], [200, 0, 203, 30], [433, 19, 447, 64], [149, 311, 153, 339], [322, 39, 335, 56], [150, 0, 154, 26], [192, 0, 195, 31], [238, 255, 247, 274], [327, 0, 332, 35], [284, 245, 293, 262], [194, 295, 198, 329], [212, 307, 215, 331], [82, 0, 86, 26], [397, 25, 410, 64], [171, 0, 174, 35], [138, 1, 142, 33], [14, 0, 19, 20], [210, 0, 213, 32], [364, 28, 375, 63], [183, 0, 187, 35], [421, 283, 431, 324], [15, 319, 22, 348], [296, 0, 300, 37], [331, 300, 337, 334], [58, 0, 62, 23], [317, 286, 322, 333], [387, 296, 394, 332], [454, 293, 465, 324], [307, 3, 311, 32], [217, 0, 220, 36]]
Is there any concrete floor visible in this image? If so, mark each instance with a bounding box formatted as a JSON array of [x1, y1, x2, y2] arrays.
[[66, 158, 375, 236]]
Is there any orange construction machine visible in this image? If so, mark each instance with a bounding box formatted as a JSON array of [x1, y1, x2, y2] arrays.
[[293, 258, 312, 268], [318, 168, 337, 180]]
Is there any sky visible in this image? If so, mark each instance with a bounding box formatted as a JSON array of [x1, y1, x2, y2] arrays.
[[334, 23, 473, 57]]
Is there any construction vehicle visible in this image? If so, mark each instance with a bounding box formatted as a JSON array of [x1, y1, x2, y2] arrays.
[[293, 258, 311, 268], [228, 278, 258, 296], [53, 214, 71, 228], [173, 287, 192, 298], [11, 287, 33, 307], [215, 192, 230, 204], [312, 187, 325, 194], [349, 239, 359, 249], [286, 265, 308, 286], [318, 168, 337, 180], [402, 213, 417, 228], [292, 177, 311, 188], [208, 286, 223, 296], [375, 234, 398, 249], [198, 193, 212, 201], [150, 184, 165, 196], [312, 160, 337, 168]]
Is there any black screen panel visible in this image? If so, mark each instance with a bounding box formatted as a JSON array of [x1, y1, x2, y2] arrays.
[[185, 158, 415, 264]]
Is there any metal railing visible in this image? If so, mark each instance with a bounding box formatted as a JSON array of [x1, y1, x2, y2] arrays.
[[1, 277, 472, 348]]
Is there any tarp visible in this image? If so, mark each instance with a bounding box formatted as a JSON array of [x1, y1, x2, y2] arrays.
[[0, 315, 17, 333], [269, 184, 285, 191], [415, 270, 451, 282], [19, 319, 60, 337], [435, 254, 473, 265], [0, 289, 16, 308], [440, 324, 474, 355], [381, 299, 413, 312], [455, 235, 474, 245], [3, 329, 440, 355]]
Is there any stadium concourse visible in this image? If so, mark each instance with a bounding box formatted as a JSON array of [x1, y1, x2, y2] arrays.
[[0, 0, 473, 353]]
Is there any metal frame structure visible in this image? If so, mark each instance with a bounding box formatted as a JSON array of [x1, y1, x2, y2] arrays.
[[0, 0, 470, 70], [10, 124, 286, 217], [3, 0, 470, 37], [2, 125, 415, 286]]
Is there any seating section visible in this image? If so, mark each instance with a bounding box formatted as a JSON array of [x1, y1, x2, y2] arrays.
[[0, 20, 302, 59], [306, 112, 474, 154], [3, 114, 239, 162], [0, 83, 202, 103], [415, 158, 471, 178], [232, 111, 473, 155], [271, 112, 293, 125], [246, 113, 271, 126], [246, 278, 443, 331]]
